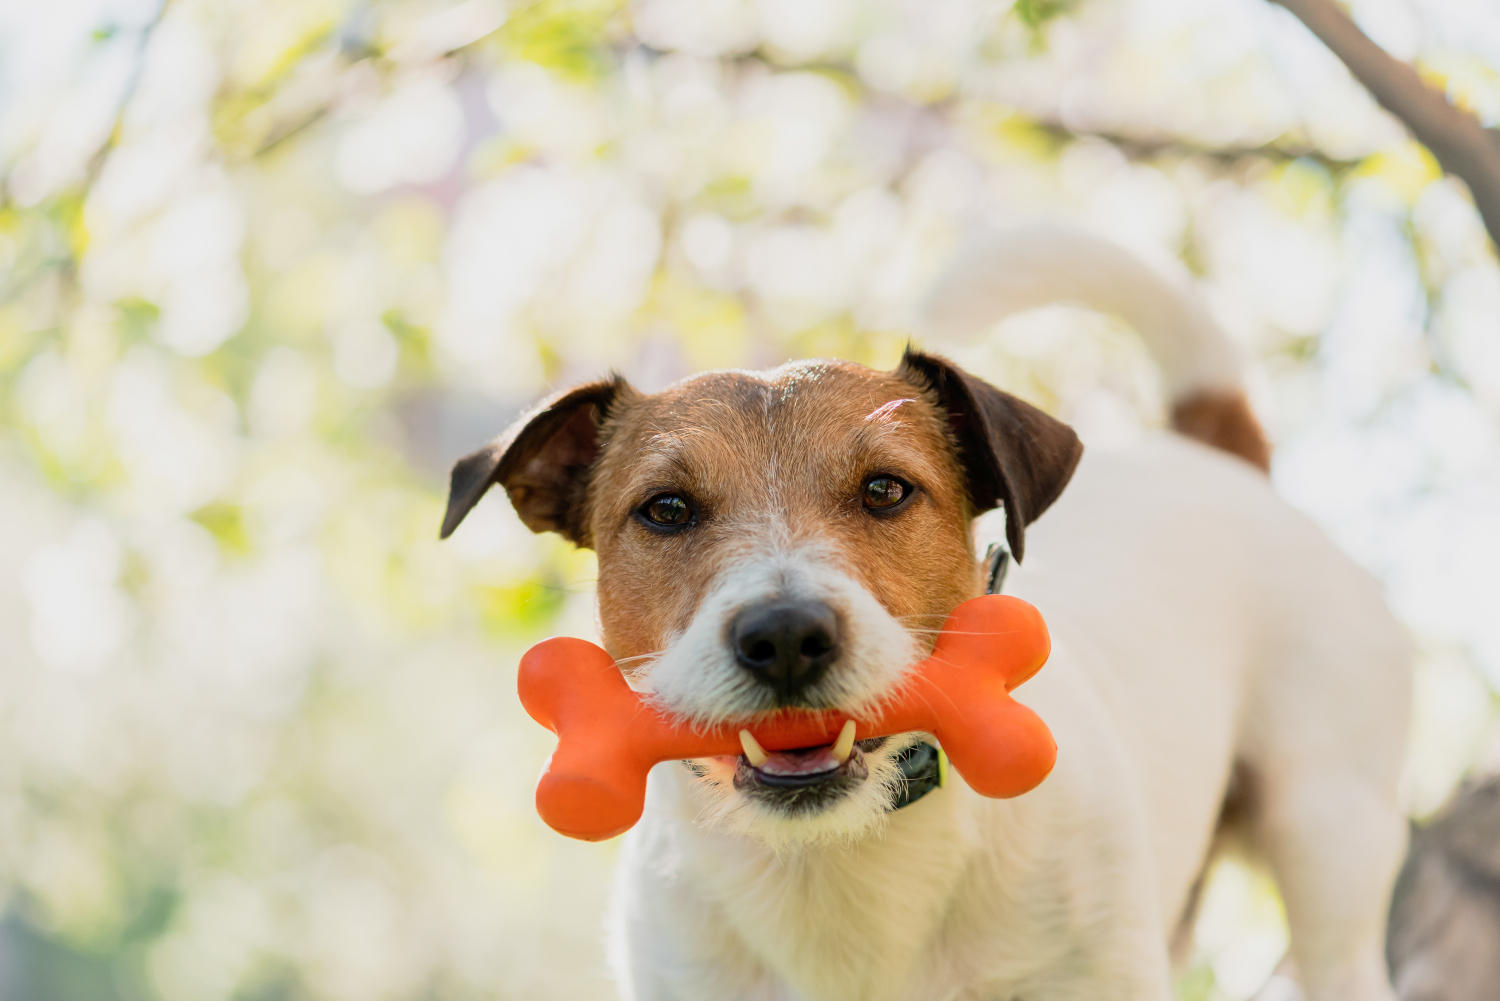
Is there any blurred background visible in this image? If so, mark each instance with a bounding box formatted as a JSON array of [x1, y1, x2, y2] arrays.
[[1, 0, 1497, 998]]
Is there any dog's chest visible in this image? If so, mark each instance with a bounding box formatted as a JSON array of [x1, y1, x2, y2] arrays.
[[675, 801, 1048, 1001], [693, 844, 944, 999]]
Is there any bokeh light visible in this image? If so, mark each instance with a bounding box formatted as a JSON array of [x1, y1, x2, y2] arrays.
[[1, 0, 1497, 998]]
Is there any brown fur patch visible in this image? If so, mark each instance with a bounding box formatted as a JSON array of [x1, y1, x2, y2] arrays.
[[1170, 389, 1272, 473], [586, 361, 981, 666]]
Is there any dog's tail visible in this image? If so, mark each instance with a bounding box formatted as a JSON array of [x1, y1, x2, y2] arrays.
[[919, 225, 1271, 472]]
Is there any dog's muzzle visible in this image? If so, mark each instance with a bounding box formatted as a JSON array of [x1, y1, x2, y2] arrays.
[[729, 599, 841, 705]]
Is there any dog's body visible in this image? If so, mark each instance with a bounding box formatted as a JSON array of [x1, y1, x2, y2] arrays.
[[443, 228, 1411, 1001], [610, 434, 1408, 1001]]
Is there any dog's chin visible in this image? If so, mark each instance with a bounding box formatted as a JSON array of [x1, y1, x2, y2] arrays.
[[684, 735, 920, 849]]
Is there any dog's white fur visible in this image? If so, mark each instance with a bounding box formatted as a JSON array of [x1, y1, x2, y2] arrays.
[[640, 539, 918, 730], [607, 228, 1411, 1001]]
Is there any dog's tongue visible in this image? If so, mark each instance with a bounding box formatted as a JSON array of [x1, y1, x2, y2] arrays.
[[757, 744, 840, 776]]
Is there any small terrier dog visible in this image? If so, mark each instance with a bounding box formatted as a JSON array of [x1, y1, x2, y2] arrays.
[[442, 228, 1410, 1001]]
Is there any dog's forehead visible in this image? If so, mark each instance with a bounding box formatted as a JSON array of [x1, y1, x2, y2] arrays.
[[591, 359, 956, 520], [626, 359, 935, 442]]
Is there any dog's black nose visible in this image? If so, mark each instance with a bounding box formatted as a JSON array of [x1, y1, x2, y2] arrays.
[[730, 601, 840, 700]]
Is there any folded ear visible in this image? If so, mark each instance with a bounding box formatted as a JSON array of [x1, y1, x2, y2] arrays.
[[895, 349, 1082, 562], [440, 376, 633, 547]]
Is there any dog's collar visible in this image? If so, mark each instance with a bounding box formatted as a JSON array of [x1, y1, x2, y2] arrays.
[[983, 541, 1011, 595], [889, 740, 946, 811]]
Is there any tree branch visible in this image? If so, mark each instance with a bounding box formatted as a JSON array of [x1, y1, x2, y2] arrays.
[[1271, 0, 1500, 250], [1032, 119, 1363, 173]]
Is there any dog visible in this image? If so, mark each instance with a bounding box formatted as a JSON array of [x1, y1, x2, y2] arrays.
[[441, 227, 1411, 1001]]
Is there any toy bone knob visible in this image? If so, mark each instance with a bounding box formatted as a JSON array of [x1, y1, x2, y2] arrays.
[[517, 594, 1057, 841]]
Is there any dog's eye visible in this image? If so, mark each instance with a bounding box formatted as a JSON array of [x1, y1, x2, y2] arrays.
[[642, 494, 692, 527], [863, 476, 907, 510]]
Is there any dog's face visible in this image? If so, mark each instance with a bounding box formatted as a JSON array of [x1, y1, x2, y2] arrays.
[[443, 351, 1081, 844]]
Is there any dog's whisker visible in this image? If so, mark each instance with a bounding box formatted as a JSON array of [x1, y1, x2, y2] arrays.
[[612, 650, 666, 666]]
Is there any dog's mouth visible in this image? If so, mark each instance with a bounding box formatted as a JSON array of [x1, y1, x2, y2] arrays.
[[720, 735, 889, 814]]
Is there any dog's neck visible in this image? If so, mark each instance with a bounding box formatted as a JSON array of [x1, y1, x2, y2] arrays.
[[647, 766, 983, 1000]]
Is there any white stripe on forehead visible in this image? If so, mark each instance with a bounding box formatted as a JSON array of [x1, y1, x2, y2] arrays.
[[864, 398, 917, 424]]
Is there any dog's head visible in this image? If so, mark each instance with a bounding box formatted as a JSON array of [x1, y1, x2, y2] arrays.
[[443, 351, 1081, 844]]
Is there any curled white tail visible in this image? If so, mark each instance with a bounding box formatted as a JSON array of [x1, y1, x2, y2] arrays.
[[920, 225, 1270, 471]]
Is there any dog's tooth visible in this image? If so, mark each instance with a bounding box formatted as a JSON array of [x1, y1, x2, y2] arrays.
[[738, 730, 769, 767], [832, 720, 857, 763]]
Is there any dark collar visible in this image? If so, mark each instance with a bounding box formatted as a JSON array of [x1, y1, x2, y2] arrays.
[[983, 541, 1011, 595], [889, 740, 945, 811]]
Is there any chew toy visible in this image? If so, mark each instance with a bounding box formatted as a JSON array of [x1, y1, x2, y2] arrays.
[[518, 594, 1056, 841]]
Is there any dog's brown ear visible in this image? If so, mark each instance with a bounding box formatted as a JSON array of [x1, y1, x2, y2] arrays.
[[440, 376, 632, 547], [896, 349, 1082, 562]]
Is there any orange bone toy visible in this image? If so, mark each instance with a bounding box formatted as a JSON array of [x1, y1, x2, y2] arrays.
[[518, 594, 1056, 841]]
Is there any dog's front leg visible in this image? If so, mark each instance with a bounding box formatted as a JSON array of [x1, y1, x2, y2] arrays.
[[609, 846, 782, 1000], [607, 774, 786, 1001], [949, 704, 1181, 1001], [1026, 928, 1175, 1001], [961, 874, 1176, 1001]]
